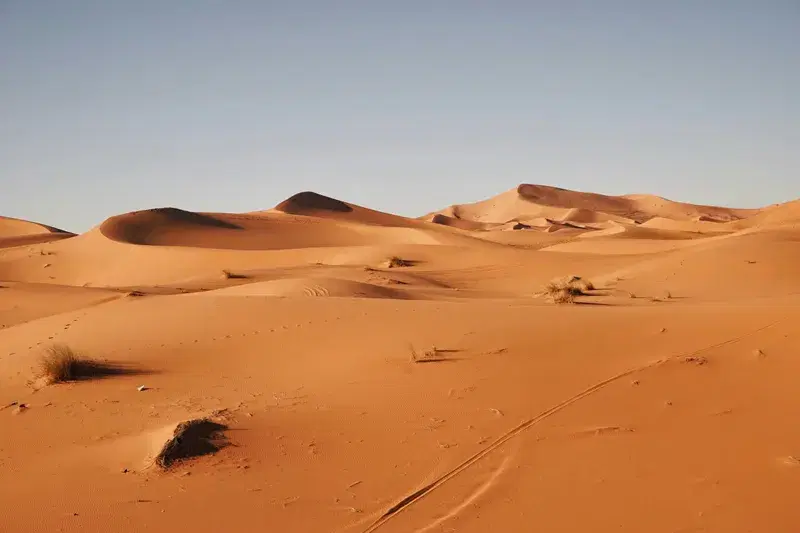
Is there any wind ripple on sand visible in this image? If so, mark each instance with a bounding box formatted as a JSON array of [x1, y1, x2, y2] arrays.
[[194, 277, 411, 300]]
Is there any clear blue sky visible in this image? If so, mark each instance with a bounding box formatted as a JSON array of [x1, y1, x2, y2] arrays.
[[1, 1, 798, 232]]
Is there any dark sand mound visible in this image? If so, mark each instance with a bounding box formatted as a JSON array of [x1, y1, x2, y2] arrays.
[[155, 419, 228, 469]]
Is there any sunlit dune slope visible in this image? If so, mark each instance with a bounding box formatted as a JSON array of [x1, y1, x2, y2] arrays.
[[0, 215, 74, 248], [426, 184, 759, 226]]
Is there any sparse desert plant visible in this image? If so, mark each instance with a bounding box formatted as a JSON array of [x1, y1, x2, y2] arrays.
[[221, 269, 247, 280], [38, 344, 139, 384], [544, 276, 594, 304], [568, 276, 594, 292], [385, 256, 412, 268], [124, 290, 145, 297], [548, 286, 576, 304], [39, 344, 87, 383], [409, 344, 447, 363]]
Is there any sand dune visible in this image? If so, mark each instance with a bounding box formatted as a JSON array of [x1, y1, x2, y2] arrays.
[[427, 184, 757, 227], [271, 191, 427, 229], [1, 184, 799, 533], [0, 215, 74, 248], [640, 216, 734, 233], [727, 199, 800, 229], [0, 215, 70, 238], [98, 207, 386, 250]]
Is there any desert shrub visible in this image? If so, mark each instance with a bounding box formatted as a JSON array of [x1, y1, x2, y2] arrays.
[[385, 256, 412, 268], [39, 344, 138, 384], [544, 276, 594, 304]]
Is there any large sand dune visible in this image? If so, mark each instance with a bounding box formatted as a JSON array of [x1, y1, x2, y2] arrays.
[[427, 184, 758, 228], [1, 185, 799, 533]]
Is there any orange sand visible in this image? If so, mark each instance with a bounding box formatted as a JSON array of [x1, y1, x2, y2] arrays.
[[1, 185, 799, 532]]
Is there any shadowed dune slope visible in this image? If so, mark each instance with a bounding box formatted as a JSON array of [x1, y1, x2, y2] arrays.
[[428, 214, 498, 231], [96, 206, 437, 250], [99, 208, 243, 245], [271, 191, 425, 229]]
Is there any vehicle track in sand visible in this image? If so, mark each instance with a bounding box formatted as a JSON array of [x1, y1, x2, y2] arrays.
[[359, 318, 784, 532]]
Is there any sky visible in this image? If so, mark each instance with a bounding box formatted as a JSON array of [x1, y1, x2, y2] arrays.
[[1, 1, 798, 232]]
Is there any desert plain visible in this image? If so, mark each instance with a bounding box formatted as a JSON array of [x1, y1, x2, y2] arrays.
[[1, 183, 799, 532]]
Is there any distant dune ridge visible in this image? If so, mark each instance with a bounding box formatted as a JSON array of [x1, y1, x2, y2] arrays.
[[0, 183, 794, 283], [0, 184, 787, 250], [425, 184, 760, 229], [1, 183, 799, 532], [0, 215, 74, 248]]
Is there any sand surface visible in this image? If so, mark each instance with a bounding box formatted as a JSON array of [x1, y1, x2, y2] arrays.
[[2, 184, 799, 532]]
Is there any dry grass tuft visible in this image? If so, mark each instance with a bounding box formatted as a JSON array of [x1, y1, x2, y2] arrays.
[[409, 344, 448, 363], [548, 286, 576, 304], [385, 256, 412, 268], [567, 276, 594, 292], [124, 290, 146, 297], [39, 344, 143, 384], [155, 419, 228, 468], [40, 344, 84, 383], [544, 276, 594, 304], [221, 269, 247, 280]]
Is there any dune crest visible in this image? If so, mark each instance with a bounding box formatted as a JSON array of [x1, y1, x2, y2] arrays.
[[426, 184, 760, 230], [274, 191, 354, 214], [99, 208, 243, 245], [0, 215, 74, 248]]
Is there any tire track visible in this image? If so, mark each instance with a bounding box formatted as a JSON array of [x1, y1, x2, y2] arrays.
[[361, 319, 784, 532]]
